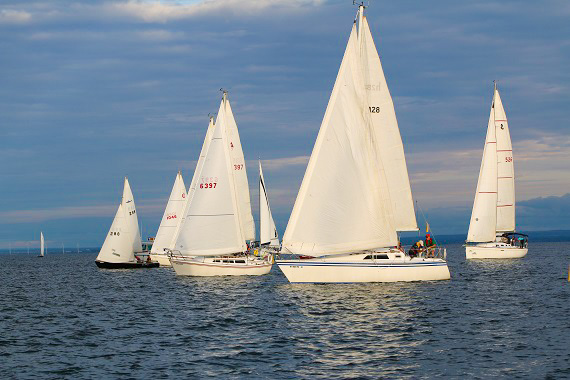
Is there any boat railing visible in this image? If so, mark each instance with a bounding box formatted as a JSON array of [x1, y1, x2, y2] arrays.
[[415, 246, 446, 260]]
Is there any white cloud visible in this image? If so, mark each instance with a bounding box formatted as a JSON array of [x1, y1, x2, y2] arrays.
[[105, 0, 323, 23], [0, 9, 32, 24]]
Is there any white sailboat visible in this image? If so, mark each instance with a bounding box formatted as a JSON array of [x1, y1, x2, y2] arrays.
[[38, 232, 45, 257], [466, 83, 528, 259], [259, 160, 279, 249], [96, 177, 159, 268], [169, 91, 271, 276], [149, 171, 187, 266], [276, 5, 450, 283]]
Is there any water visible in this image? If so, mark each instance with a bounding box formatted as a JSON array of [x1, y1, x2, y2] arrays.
[[0, 242, 569, 379]]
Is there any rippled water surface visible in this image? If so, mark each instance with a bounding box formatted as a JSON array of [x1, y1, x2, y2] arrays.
[[1, 242, 569, 379]]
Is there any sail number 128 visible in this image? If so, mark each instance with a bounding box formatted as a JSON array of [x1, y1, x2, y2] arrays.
[[369, 106, 380, 113]]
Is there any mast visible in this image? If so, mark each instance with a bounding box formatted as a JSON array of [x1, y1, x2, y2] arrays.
[[358, 4, 364, 41]]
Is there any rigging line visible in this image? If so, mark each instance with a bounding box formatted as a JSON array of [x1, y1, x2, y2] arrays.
[[415, 201, 443, 245]]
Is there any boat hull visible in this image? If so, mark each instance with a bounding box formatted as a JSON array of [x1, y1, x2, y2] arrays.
[[276, 258, 450, 283], [171, 256, 272, 276], [465, 244, 528, 259], [95, 260, 160, 269], [149, 253, 172, 267]]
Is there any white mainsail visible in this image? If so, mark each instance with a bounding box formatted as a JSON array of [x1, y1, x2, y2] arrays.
[[169, 116, 215, 250], [360, 16, 417, 231], [494, 87, 516, 232], [40, 232, 45, 257], [282, 25, 398, 256], [97, 177, 143, 263], [222, 97, 256, 242], [259, 161, 279, 246], [467, 99, 498, 243], [173, 93, 249, 257], [151, 171, 186, 255]]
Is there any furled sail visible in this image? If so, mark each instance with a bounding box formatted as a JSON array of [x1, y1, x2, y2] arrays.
[[259, 161, 279, 246], [40, 232, 44, 257], [97, 178, 143, 263], [494, 86, 516, 232], [360, 17, 417, 231], [467, 103, 498, 243], [282, 25, 398, 256], [173, 94, 248, 256], [151, 172, 186, 255]]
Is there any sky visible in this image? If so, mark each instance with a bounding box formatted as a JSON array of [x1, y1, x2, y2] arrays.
[[1, 0, 569, 249]]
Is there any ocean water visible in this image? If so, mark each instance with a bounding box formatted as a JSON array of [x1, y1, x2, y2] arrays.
[[0, 242, 568, 379]]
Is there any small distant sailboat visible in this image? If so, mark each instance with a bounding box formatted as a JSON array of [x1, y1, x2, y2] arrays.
[[95, 177, 159, 268], [258, 160, 279, 251], [466, 83, 528, 259], [276, 5, 450, 283], [38, 232, 45, 257], [149, 171, 187, 266], [169, 91, 272, 276]]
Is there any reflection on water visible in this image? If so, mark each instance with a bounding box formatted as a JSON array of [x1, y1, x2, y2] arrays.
[[0, 242, 568, 378]]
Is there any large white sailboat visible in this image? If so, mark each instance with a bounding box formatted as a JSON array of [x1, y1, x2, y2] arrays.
[[96, 177, 159, 268], [466, 83, 528, 259], [276, 5, 450, 283], [169, 92, 272, 276], [38, 232, 45, 257], [149, 171, 187, 266], [259, 160, 279, 251]]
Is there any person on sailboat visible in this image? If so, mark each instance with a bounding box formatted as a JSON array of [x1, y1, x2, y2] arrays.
[[425, 233, 435, 257]]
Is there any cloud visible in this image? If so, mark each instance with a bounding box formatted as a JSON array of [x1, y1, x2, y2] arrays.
[[105, 0, 324, 23], [255, 156, 309, 170], [0, 9, 32, 24]]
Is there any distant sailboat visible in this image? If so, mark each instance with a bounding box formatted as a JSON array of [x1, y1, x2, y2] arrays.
[[465, 83, 528, 259], [259, 160, 279, 249], [95, 177, 159, 268], [169, 91, 272, 276], [149, 171, 187, 266], [276, 5, 450, 283], [38, 232, 45, 257]]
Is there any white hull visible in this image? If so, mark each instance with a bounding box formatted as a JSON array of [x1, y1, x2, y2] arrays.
[[466, 243, 528, 259], [171, 255, 272, 277], [149, 253, 172, 267], [277, 251, 450, 283]]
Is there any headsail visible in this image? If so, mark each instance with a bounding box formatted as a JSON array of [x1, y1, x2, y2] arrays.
[[282, 25, 398, 256], [97, 177, 142, 263], [222, 95, 256, 242], [494, 85, 516, 232], [173, 94, 248, 256], [360, 16, 417, 231], [259, 161, 279, 246], [151, 172, 186, 255], [467, 99, 498, 243]]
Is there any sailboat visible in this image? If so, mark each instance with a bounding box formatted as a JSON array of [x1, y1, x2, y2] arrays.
[[149, 171, 187, 266], [259, 160, 279, 251], [465, 83, 528, 259], [276, 5, 450, 283], [169, 91, 272, 276], [95, 177, 159, 268], [38, 232, 45, 257]]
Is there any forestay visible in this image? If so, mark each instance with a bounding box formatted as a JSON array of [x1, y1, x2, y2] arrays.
[[259, 161, 279, 246], [360, 17, 418, 231], [494, 87, 516, 232], [174, 96, 247, 256], [282, 25, 398, 256], [97, 178, 143, 263], [467, 103, 498, 243], [151, 172, 186, 255]]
